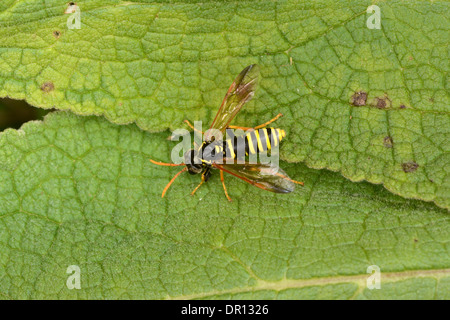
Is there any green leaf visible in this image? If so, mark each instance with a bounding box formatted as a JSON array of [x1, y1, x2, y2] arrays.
[[0, 0, 448, 209], [0, 112, 448, 299]]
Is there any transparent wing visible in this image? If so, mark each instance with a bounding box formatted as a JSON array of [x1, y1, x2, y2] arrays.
[[213, 162, 295, 193], [205, 64, 260, 142]]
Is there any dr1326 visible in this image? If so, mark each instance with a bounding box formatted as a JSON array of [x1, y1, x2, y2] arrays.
[[225, 304, 269, 315]]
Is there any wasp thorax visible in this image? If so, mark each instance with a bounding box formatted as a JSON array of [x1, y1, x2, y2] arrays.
[[184, 149, 202, 174]]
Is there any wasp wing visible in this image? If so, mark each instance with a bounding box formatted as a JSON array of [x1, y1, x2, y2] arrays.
[[213, 162, 295, 193], [205, 64, 260, 142]]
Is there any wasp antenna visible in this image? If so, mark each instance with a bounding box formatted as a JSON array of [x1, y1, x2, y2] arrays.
[[162, 167, 187, 198], [150, 159, 185, 167]]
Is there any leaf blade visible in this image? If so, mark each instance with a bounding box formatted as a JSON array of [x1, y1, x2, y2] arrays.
[[0, 112, 448, 299], [0, 0, 448, 208]]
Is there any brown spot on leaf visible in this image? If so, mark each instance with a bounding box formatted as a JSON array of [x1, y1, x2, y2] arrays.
[[41, 82, 54, 93], [53, 30, 61, 38], [375, 97, 387, 109], [351, 91, 367, 106], [400, 105, 407, 109], [371, 95, 392, 109], [413, 238, 418, 243], [402, 161, 419, 173], [383, 136, 393, 148]]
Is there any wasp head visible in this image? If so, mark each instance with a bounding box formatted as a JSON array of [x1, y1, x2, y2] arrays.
[[184, 149, 203, 175]]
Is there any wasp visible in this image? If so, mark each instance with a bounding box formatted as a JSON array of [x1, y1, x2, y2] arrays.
[[150, 64, 303, 201]]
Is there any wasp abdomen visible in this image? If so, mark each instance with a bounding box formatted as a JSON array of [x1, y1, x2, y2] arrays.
[[223, 128, 285, 159]]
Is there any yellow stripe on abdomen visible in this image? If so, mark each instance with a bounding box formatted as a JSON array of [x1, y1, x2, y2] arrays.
[[226, 139, 235, 159], [276, 129, 283, 141], [255, 130, 264, 151], [262, 128, 271, 150], [247, 133, 256, 154], [272, 128, 278, 147]]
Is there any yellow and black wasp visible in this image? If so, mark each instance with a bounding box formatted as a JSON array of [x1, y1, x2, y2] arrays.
[[150, 64, 303, 201]]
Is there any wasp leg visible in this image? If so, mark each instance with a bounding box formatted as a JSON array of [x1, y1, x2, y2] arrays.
[[275, 172, 304, 186], [227, 113, 283, 130], [254, 113, 283, 129], [161, 167, 187, 198], [220, 170, 232, 202], [191, 179, 204, 196], [184, 120, 204, 134], [191, 168, 212, 197]]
